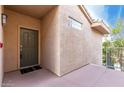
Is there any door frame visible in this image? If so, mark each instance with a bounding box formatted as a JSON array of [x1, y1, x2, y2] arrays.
[[17, 25, 41, 69]]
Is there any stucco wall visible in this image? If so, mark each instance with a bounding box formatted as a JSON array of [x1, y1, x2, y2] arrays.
[[4, 9, 41, 72], [90, 29, 103, 65], [0, 5, 4, 86], [59, 5, 103, 76], [40, 6, 60, 76], [4, 7, 60, 76], [3, 5, 103, 77]]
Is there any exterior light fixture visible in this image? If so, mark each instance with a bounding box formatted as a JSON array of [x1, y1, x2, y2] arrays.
[[2, 13, 7, 25]]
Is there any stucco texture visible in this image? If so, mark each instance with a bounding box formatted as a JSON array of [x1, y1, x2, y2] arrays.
[[40, 6, 60, 75], [0, 5, 4, 86], [3, 5, 103, 77], [59, 6, 103, 75], [4, 9, 41, 72], [4, 6, 60, 76]]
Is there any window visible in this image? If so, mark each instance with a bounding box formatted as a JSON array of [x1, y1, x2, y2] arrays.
[[69, 17, 82, 30]]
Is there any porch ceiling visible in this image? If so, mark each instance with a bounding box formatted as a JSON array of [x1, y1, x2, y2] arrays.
[[5, 5, 56, 19]]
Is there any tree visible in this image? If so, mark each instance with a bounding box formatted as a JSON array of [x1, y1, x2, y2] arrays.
[[102, 19, 124, 67], [102, 35, 111, 64]]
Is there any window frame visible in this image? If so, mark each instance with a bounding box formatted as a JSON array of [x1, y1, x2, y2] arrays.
[[68, 16, 83, 30]]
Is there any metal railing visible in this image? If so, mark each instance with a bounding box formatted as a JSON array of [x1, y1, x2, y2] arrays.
[[106, 47, 124, 71]]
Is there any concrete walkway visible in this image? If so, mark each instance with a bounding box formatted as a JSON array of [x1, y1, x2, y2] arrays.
[[3, 64, 124, 87]]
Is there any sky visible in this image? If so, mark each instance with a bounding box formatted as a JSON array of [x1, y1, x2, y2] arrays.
[[85, 5, 124, 28]]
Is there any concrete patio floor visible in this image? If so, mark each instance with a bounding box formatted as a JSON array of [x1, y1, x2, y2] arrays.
[[2, 64, 124, 87]]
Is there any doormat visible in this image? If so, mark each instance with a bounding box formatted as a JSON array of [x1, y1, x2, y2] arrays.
[[20, 65, 42, 74]]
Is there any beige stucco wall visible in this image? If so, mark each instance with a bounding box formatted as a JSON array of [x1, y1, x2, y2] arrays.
[[4, 9, 41, 72], [0, 5, 4, 86], [40, 6, 60, 76], [4, 6, 60, 76], [3, 5, 103, 77], [59, 5, 103, 76]]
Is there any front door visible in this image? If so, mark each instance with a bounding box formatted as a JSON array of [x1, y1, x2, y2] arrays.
[[20, 28, 38, 68]]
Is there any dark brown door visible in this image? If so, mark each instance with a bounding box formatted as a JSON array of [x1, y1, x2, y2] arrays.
[[20, 28, 38, 68]]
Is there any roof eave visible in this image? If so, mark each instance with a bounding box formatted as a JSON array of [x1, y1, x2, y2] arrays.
[[78, 5, 111, 34], [78, 5, 93, 24], [91, 22, 110, 34]]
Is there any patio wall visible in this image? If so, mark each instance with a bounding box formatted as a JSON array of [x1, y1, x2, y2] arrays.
[[4, 9, 41, 72], [40, 6, 60, 76], [3, 5, 103, 77], [0, 5, 4, 86], [59, 5, 103, 75]]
